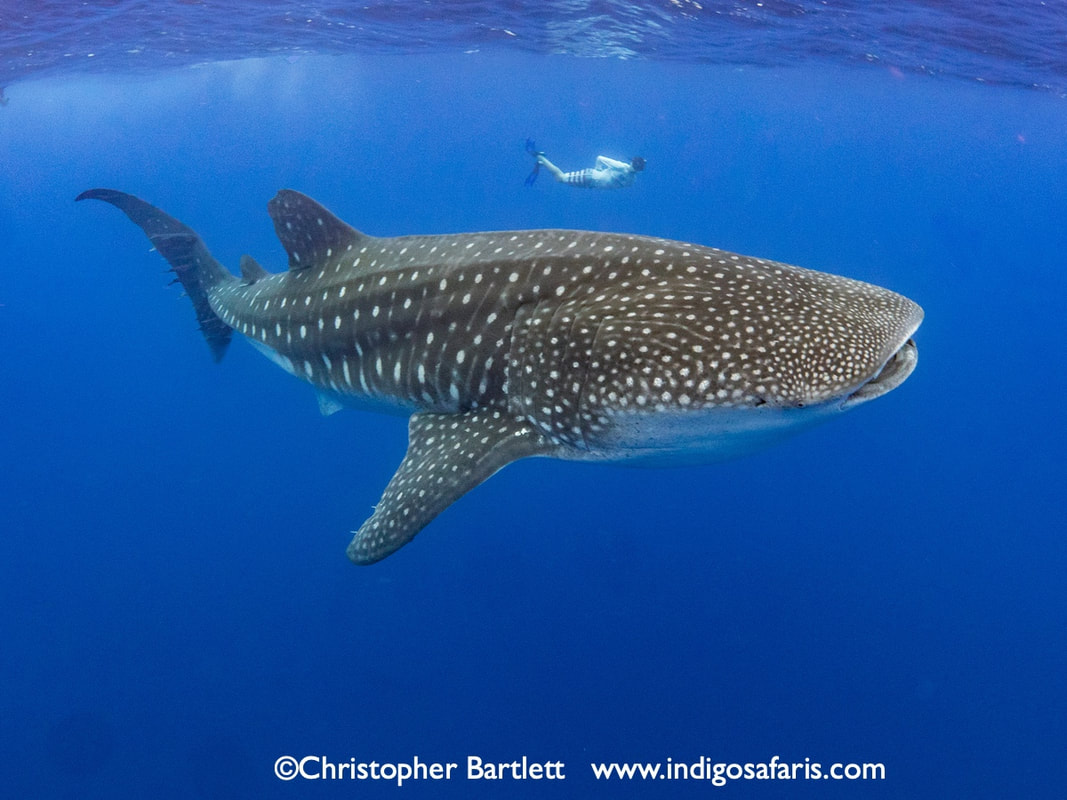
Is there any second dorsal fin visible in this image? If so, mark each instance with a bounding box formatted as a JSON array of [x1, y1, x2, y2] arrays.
[[239, 254, 270, 284], [267, 189, 369, 271]]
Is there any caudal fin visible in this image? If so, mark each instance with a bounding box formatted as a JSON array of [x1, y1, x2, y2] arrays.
[[76, 189, 236, 361]]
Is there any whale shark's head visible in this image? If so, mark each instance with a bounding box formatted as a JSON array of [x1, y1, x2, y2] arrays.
[[515, 247, 925, 465], [718, 261, 924, 414]]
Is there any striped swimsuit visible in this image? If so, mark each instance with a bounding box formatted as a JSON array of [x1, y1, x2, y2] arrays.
[[560, 157, 636, 189]]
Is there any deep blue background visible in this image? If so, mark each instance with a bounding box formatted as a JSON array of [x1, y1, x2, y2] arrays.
[[1, 52, 1065, 797]]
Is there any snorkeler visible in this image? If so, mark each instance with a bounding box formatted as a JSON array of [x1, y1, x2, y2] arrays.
[[525, 139, 644, 189]]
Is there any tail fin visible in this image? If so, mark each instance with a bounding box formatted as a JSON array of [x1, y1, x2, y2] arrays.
[[76, 189, 236, 362]]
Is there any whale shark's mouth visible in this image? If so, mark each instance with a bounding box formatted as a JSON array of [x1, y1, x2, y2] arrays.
[[841, 338, 918, 410]]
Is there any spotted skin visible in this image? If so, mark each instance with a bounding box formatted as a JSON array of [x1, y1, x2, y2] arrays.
[[77, 188, 923, 565]]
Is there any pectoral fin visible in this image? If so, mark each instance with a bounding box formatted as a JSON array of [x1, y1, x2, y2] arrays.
[[347, 409, 556, 565]]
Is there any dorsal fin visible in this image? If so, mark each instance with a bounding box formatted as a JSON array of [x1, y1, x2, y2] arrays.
[[267, 189, 368, 271], [239, 254, 270, 284]]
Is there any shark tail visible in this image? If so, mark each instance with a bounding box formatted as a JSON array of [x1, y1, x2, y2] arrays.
[[76, 189, 236, 362]]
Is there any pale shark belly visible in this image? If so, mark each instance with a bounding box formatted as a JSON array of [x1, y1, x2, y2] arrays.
[[564, 404, 841, 466]]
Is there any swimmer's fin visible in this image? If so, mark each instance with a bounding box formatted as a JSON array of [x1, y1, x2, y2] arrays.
[[524, 138, 543, 185]]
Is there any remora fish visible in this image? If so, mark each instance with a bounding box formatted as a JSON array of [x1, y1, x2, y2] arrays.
[[77, 189, 922, 565]]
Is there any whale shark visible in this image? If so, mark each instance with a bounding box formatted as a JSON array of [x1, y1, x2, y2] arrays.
[[77, 189, 923, 565]]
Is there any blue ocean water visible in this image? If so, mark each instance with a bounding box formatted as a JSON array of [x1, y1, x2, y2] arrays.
[[1, 2, 1065, 798]]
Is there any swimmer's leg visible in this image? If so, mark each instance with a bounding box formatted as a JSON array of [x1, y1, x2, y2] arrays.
[[537, 156, 567, 182]]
